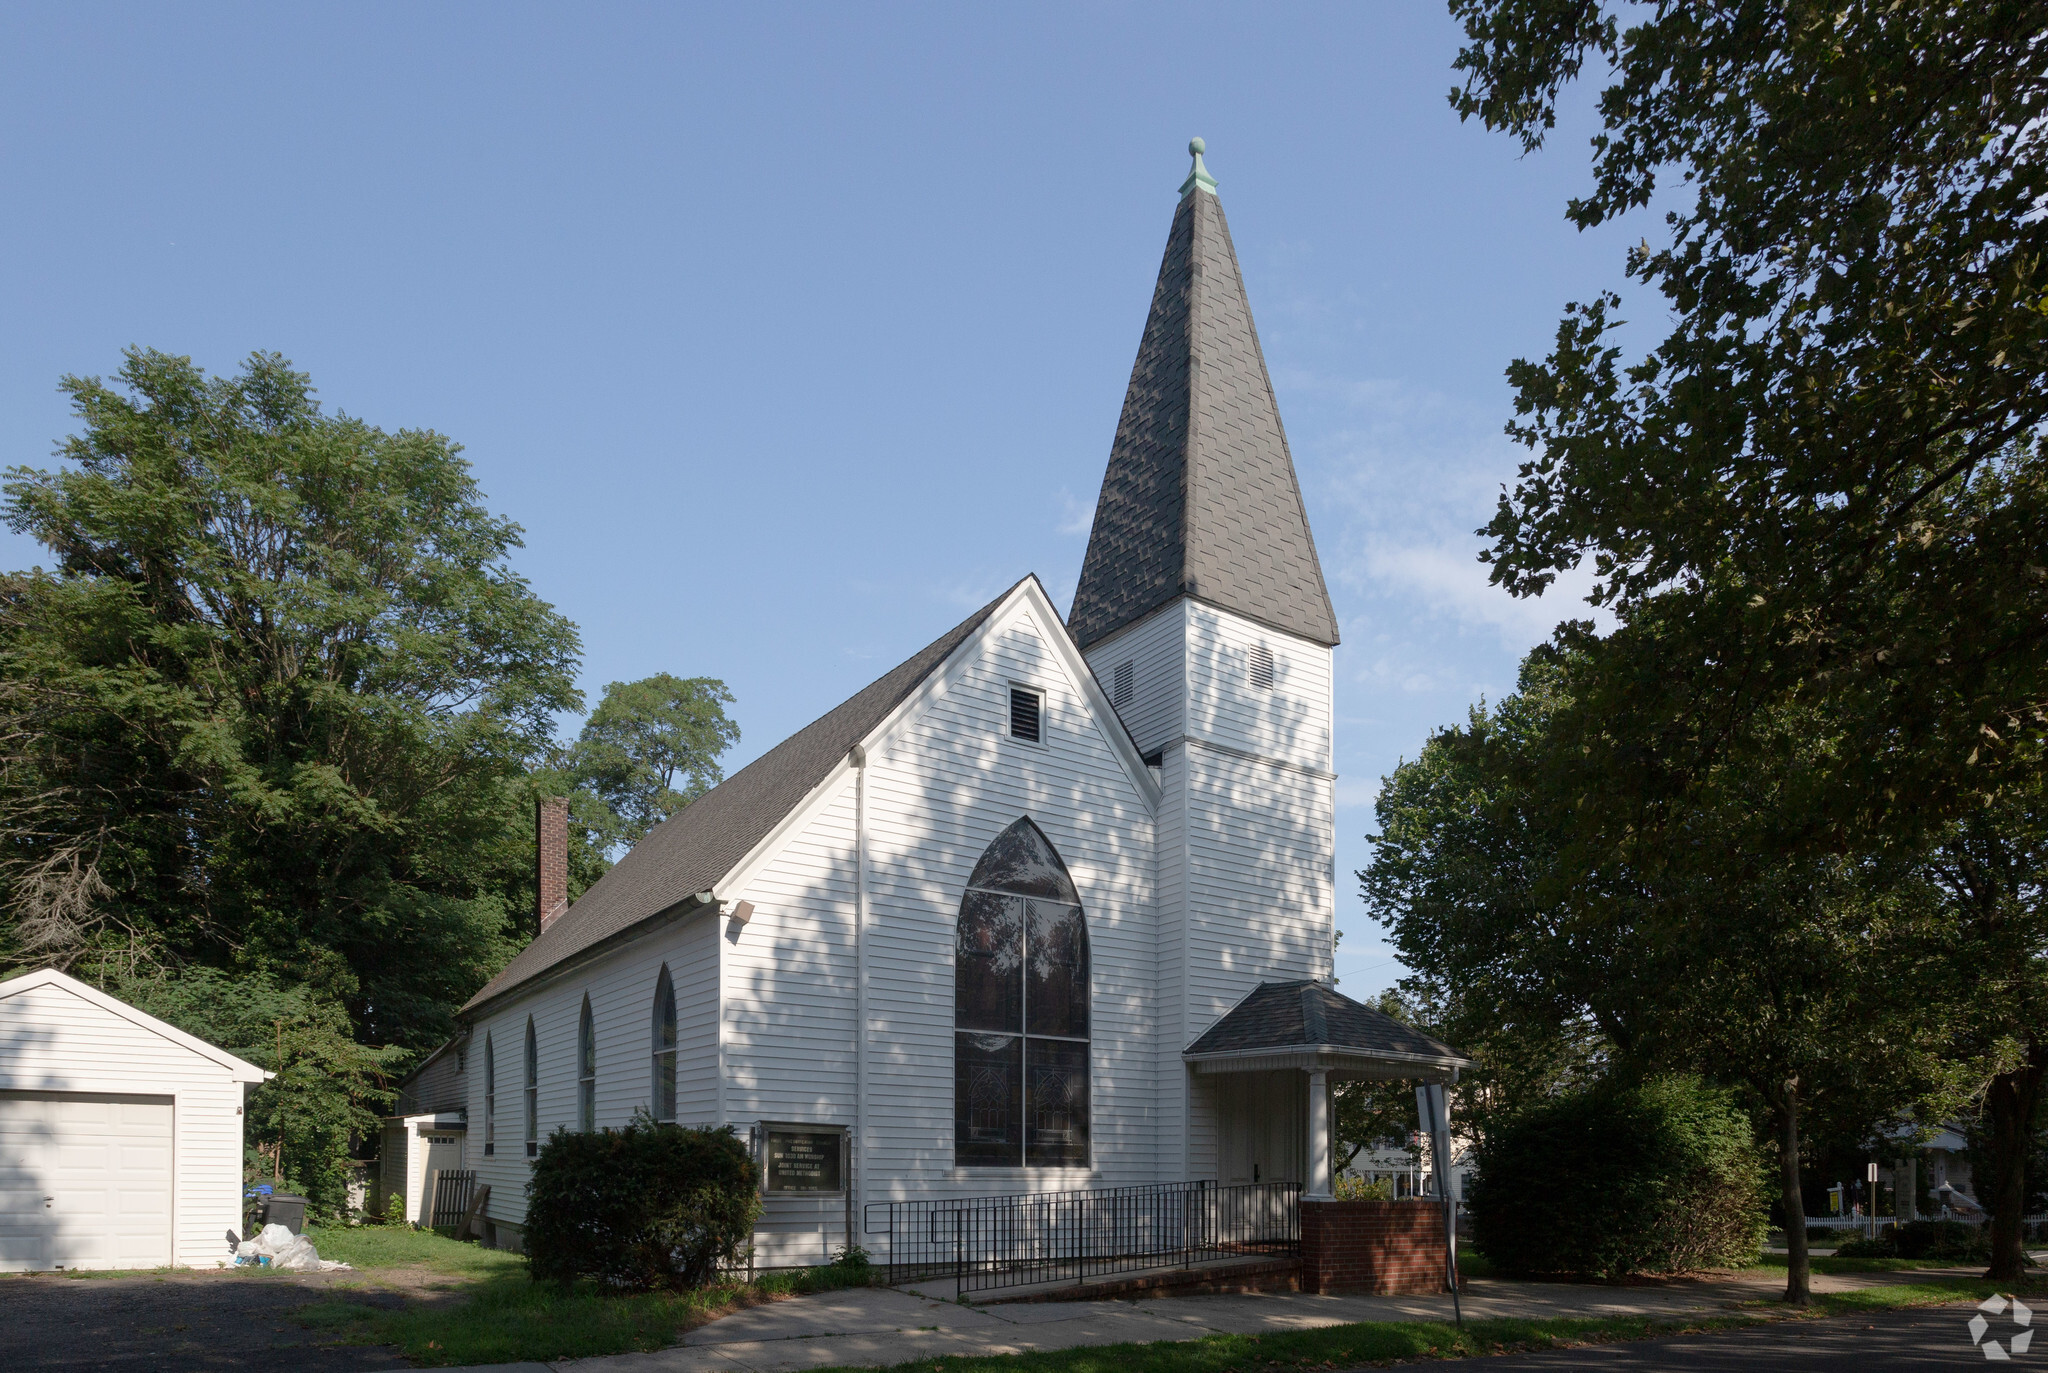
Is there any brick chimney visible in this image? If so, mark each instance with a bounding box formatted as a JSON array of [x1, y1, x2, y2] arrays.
[[536, 796, 569, 937]]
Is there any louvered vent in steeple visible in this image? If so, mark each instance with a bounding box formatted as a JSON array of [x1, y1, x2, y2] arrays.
[[1248, 644, 1274, 691]]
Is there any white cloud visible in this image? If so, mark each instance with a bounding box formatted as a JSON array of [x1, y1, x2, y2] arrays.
[[1362, 539, 1601, 649], [1054, 488, 1094, 537]]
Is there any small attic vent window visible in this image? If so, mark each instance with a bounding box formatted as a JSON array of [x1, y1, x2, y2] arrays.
[[1112, 660, 1135, 708], [1009, 687, 1042, 743], [1248, 644, 1275, 691]]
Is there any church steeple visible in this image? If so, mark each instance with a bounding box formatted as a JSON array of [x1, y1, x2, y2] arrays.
[[1069, 140, 1338, 651]]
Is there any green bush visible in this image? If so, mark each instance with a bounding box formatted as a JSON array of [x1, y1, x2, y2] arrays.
[[525, 1121, 761, 1291], [1465, 1076, 1770, 1279]]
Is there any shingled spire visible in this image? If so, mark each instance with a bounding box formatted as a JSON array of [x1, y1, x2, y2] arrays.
[[1069, 139, 1339, 650]]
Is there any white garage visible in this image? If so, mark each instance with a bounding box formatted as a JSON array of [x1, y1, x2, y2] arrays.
[[0, 968, 267, 1271]]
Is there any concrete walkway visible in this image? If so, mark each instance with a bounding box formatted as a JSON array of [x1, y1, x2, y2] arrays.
[[465, 1265, 1977, 1373]]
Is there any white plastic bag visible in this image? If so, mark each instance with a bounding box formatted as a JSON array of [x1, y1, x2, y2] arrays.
[[235, 1221, 351, 1271], [270, 1233, 323, 1272]]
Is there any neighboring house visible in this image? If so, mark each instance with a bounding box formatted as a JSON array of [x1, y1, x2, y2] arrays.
[[1878, 1124, 1981, 1222], [452, 144, 1468, 1261], [0, 967, 268, 1272], [1344, 1137, 1474, 1204], [379, 1032, 469, 1225]]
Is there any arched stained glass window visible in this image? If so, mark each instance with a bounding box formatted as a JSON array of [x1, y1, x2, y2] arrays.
[[483, 1034, 496, 1157], [577, 997, 597, 1132], [652, 967, 678, 1123], [955, 816, 1090, 1168], [523, 1018, 539, 1158]]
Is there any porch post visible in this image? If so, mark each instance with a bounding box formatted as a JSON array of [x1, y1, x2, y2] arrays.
[[1306, 1068, 1332, 1198]]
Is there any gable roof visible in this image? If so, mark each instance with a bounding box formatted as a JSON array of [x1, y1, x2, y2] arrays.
[[1068, 151, 1339, 651], [462, 582, 1021, 1015], [1184, 980, 1465, 1066], [0, 967, 270, 1082]]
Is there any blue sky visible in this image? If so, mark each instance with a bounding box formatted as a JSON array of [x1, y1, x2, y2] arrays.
[[0, 3, 1643, 997]]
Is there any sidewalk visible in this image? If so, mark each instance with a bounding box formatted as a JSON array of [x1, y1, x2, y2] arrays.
[[463, 1265, 1969, 1373]]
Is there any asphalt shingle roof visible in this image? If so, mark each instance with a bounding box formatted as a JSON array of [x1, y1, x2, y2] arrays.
[[1068, 183, 1339, 651], [1184, 980, 1466, 1063], [462, 582, 1019, 1015]]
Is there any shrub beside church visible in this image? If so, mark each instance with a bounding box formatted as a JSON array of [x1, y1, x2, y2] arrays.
[[1466, 1077, 1769, 1279]]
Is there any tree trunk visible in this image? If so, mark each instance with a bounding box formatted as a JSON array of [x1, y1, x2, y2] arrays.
[[1984, 1041, 2046, 1282], [1775, 1078, 1810, 1305]]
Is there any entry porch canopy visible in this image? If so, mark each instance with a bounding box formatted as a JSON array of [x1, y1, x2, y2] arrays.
[[1184, 979, 1470, 1199]]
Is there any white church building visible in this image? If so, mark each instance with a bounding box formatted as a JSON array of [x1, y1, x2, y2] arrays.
[[454, 142, 1466, 1264]]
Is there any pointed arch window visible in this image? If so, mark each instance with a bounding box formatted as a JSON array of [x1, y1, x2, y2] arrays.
[[483, 1034, 496, 1157], [652, 967, 678, 1123], [955, 816, 1090, 1168], [578, 997, 597, 1132], [523, 1018, 539, 1158]]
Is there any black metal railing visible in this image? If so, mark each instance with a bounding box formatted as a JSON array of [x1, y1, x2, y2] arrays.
[[865, 1179, 1299, 1297], [429, 1169, 478, 1228]]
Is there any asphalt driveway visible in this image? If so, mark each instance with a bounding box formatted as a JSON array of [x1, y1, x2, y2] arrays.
[[0, 1269, 408, 1372]]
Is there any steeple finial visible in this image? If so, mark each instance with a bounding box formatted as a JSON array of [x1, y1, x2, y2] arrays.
[[1179, 136, 1218, 199]]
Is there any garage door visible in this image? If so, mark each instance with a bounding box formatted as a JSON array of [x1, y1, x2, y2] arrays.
[[0, 1092, 174, 1271]]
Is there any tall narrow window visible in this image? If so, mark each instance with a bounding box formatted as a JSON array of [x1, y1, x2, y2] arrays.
[[955, 816, 1090, 1167], [578, 997, 597, 1132], [523, 1018, 539, 1158], [482, 1034, 496, 1157], [652, 967, 678, 1123]]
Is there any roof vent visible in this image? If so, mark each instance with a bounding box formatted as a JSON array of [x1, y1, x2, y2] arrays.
[[1009, 687, 1042, 743], [1112, 660, 1135, 708], [1247, 644, 1275, 691]]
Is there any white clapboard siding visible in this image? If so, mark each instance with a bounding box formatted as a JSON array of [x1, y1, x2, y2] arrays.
[[1081, 599, 1188, 759], [1184, 604, 1332, 773], [1184, 747, 1333, 1013], [723, 781, 860, 1267], [860, 601, 1156, 1210], [0, 972, 264, 1270], [465, 906, 723, 1230]]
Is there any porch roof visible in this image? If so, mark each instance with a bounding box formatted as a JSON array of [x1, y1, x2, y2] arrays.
[[1182, 980, 1469, 1081]]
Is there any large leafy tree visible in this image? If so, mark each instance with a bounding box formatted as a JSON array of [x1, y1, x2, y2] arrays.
[[569, 673, 738, 850], [1919, 790, 2048, 1271], [107, 965, 407, 1218], [1367, 652, 1970, 1301], [1449, 0, 2048, 1279], [0, 349, 582, 1065]]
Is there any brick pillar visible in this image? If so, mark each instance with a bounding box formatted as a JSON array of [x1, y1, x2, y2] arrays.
[[1300, 1199, 1447, 1295], [536, 796, 569, 935]]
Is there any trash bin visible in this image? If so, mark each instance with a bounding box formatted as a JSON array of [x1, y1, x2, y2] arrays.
[[265, 1193, 308, 1234]]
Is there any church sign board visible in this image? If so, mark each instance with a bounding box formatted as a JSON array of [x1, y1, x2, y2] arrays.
[[764, 1126, 844, 1193]]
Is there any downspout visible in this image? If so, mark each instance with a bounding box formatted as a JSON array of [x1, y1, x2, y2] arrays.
[[1179, 736, 1195, 1184], [851, 746, 870, 1230]]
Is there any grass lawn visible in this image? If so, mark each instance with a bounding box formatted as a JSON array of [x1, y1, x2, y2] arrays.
[[294, 1227, 875, 1366], [290, 1226, 2040, 1370], [304, 1224, 528, 1280], [1755, 1252, 1985, 1275]]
